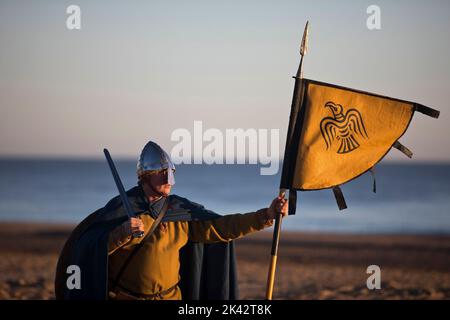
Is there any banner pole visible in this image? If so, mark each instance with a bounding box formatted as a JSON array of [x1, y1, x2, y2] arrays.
[[265, 21, 309, 300]]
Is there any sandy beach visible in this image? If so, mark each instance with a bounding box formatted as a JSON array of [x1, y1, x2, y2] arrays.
[[0, 222, 449, 300]]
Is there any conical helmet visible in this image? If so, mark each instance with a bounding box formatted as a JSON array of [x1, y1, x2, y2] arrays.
[[137, 141, 175, 185]]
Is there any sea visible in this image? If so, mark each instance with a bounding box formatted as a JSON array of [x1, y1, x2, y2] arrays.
[[0, 159, 449, 234]]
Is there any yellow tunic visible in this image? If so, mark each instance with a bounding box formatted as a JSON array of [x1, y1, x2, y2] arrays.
[[107, 209, 272, 299]]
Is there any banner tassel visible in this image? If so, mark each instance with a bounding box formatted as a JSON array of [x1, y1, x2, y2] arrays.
[[332, 186, 347, 211], [393, 141, 413, 158], [369, 167, 377, 193]]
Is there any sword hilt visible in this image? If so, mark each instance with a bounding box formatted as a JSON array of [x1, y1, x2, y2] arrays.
[[132, 231, 144, 238]]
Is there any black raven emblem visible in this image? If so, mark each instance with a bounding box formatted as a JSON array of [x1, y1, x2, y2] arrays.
[[320, 101, 368, 154]]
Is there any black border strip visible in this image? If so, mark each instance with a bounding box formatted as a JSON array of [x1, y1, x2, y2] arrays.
[[280, 78, 307, 189]]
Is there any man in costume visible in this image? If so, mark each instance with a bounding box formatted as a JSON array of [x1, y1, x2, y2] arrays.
[[55, 141, 288, 300]]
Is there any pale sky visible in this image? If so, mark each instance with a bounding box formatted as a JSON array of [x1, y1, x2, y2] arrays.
[[0, 0, 449, 161]]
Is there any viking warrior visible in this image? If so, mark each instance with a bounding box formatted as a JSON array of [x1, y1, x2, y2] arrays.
[[55, 141, 288, 300]]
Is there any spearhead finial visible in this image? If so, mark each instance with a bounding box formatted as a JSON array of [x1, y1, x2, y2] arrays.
[[300, 21, 309, 56]]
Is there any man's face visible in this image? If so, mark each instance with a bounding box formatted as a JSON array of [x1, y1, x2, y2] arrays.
[[144, 169, 174, 196]]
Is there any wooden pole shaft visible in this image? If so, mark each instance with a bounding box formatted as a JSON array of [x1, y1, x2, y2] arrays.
[[265, 190, 286, 300], [265, 20, 308, 301], [265, 213, 283, 299]]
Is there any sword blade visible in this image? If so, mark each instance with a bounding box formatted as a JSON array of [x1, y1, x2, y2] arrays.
[[104, 149, 144, 238], [103, 148, 135, 218]]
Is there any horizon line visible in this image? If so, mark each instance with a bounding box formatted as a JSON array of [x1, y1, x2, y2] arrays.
[[0, 155, 449, 165]]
